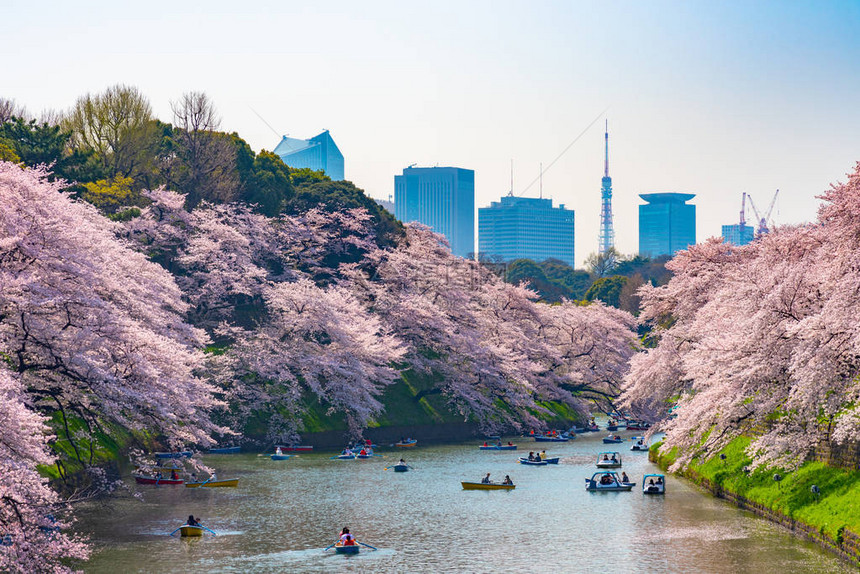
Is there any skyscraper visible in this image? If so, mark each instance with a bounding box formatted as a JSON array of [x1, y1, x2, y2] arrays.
[[598, 120, 615, 254], [478, 195, 575, 265], [638, 193, 696, 257], [273, 130, 344, 181], [721, 224, 755, 246], [394, 166, 475, 258]]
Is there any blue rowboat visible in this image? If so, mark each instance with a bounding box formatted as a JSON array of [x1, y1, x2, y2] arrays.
[[155, 451, 193, 459], [393, 464, 410, 472], [518, 458, 548, 466], [208, 446, 240, 454], [479, 445, 517, 450], [534, 436, 568, 442], [334, 543, 360, 554], [270, 454, 291, 460], [602, 435, 624, 444]]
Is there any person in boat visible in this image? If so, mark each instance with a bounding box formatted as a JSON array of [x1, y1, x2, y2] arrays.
[[648, 478, 655, 486], [187, 515, 201, 526], [507, 441, 514, 446], [275, 446, 283, 455], [621, 471, 629, 483], [339, 527, 356, 546], [481, 473, 491, 484], [359, 448, 367, 456], [502, 475, 513, 485], [600, 474, 612, 485], [602, 454, 609, 461], [483, 441, 488, 447], [540, 450, 547, 460], [611, 453, 618, 462], [365, 439, 372, 447], [170, 469, 178, 480], [527, 451, 535, 461], [656, 476, 664, 485], [534, 451, 541, 462], [398, 458, 406, 465]]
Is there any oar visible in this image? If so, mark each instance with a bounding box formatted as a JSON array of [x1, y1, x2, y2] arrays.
[[201, 525, 217, 536], [169, 526, 183, 536], [358, 541, 378, 550], [323, 539, 340, 551]]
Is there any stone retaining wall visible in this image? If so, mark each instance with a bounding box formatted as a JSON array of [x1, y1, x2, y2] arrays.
[[811, 422, 860, 471]]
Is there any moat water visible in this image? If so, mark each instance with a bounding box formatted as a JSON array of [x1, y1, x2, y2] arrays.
[[75, 432, 852, 573]]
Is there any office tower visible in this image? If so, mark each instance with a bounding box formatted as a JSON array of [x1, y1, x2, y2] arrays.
[[721, 224, 755, 246], [273, 130, 344, 181], [599, 120, 614, 254], [638, 193, 696, 257], [478, 195, 575, 266], [394, 166, 475, 258]]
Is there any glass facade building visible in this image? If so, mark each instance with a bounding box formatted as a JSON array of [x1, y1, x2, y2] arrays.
[[721, 223, 755, 246], [478, 195, 575, 265], [638, 193, 696, 257], [394, 166, 475, 258], [273, 130, 344, 181]]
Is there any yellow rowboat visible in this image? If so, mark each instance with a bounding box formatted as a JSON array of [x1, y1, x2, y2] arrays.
[[184, 478, 239, 488], [461, 481, 516, 490], [179, 525, 204, 537]]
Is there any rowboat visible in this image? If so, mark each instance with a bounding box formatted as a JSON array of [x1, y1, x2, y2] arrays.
[[355, 450, 375, 459], [133, 473, 183, 485], [603, 435, 624, 444], [461, 481, 516, 490], [394, 439, 417, 447], [534, 435, 569, 442], [154, 451, 193, 459], [184, 478, 239, 488], [208, 446, 240, 454], [393, 463, 410, 472], [630, 437, 649, 451], [179, 525, 204, 537], [335, 453, 356, 460], [585, 471, 635, 492], [270, 454, 291, 460], [334, 543, 360, 554], [626, 421, 652, 431], [518, 458, 548, 466], [479, 444, 517, 450], [596, 452, 622, 468], [643, 473, 666, 494], [275, 445, 313, 452]]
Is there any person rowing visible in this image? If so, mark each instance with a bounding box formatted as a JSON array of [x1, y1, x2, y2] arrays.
[[186, 515, 201, 526], [502, 475, 514, 485], [481, 472, 491, 484], [338, 527, 356, 546]]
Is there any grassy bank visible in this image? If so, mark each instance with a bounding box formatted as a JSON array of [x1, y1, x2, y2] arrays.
[[652, 436, 860, 546]]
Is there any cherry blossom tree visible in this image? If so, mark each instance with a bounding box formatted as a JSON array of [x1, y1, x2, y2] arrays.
[[0, 367, 90, 573], [621, 162, 860, 469]]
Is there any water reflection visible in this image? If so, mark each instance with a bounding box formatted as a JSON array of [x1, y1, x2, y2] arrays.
[[76, 435, 852, 573]]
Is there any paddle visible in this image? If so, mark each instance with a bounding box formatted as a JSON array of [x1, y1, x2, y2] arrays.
[[358, 541, 378, 550], [323, 539, 340, 551]]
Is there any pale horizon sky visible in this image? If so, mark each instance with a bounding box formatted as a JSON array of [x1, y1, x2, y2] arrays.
[[4, 0, 859, 266]]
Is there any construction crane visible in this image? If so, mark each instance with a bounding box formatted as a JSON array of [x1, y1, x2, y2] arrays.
[[747, 190, 780, 236]]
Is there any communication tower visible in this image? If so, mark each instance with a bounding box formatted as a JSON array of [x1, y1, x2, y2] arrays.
[[598, 120, 615, 254]]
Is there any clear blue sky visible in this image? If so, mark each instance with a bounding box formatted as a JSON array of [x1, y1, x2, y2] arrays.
[[4, 0, 859, 265]]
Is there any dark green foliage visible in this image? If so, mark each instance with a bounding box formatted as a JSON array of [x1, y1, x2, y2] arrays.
[[241, 150, 294, 217], [0, 117, 104, 191], [505, 259, 571, 302], [540, 258, 593, 299], [584, 275, 627, 307]]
